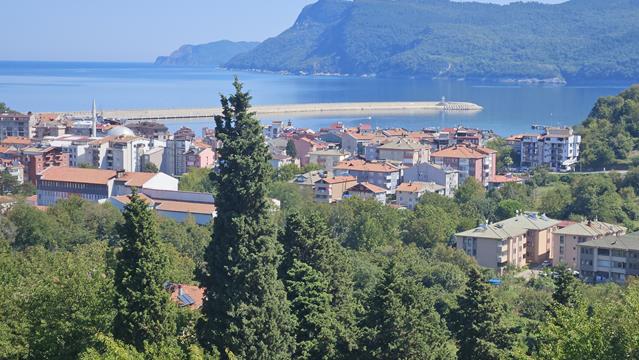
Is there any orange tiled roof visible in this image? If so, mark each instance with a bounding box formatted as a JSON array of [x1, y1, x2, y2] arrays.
[[317, 176, 357, 184], [396, 182, 429, 193], [431, 145, 494, 159], [346, 132, 376, 140], [169, 284, 204, 310], [116, 172, 157, 187], [489, 175, 523, 184], [334, 159, 400, 173], [0, 136, 32, 145], [348, 182, 386, 194], [39, 167, 117, 185], [155, 200, 216, 215]]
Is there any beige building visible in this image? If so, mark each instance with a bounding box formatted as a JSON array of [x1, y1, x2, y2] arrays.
[[308, 149, 350, 170], [344, 182, 387, 204], [376, 138, 430, 166], [396, 181, 445, 209], [314, 176, 357, 203], [552, 221, 626, 269], [456, 212, 560, 270]]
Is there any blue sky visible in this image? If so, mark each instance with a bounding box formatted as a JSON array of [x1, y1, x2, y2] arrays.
[[2, 0, 564, 62]]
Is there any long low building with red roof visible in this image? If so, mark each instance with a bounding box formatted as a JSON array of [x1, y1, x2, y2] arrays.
[[36, 166, 178, 206]]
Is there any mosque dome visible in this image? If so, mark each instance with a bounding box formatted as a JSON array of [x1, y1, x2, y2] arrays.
[[107, 126, 135, 137]]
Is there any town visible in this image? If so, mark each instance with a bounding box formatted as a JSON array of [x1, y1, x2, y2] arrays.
[[4, 103, 627, 284]]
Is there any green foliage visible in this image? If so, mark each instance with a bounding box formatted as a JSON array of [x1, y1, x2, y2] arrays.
[[157, 216, 211, 265], [403, 202, 458, 248], [113, 192, 176, 351], [8, 202, 64, 249], [361, 252, 457, 359], [486, 138, 518, 171], [0, 102, 12, 112], [449, 267, 515, 360], [227, 0, 639, 81], [274, 163, 302, 182], [198, 78, 296, 358], [179, 167, 218, 195], [143, 162, 160, 173], [551, 266, 581, 308], [328, 197, 404, 250], [580, 85, 639, 169], [495, 199, 524, 221], [0, 172, 19, 195], [537, 183, 573, 219]]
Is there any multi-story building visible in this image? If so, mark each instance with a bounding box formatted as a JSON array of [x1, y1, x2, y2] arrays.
[[308, 149, 350, 170], [334, 159, 402, 194], [553, 220, 626, 269], [43, 134, 94, 167], [0, 111, 35, 140], [313, 176, 357, 203], [344, 182, 387, 204], [341, 132, 376, 156], [366, 138, 430, 166], [403, 162, 459, 197], [396, 181, 445, 210], [126, 122, 171, 141], [456, 212, 560, 270], [1, 136, 32, 149], [520, 127, 581, 171], [36, 166, 178, 206], [21, 146, 69, 184], [162, 138, 215, 176], [431, 144, 496, 186], [292, 137, 329, 166], [577, 232, 639, 284]]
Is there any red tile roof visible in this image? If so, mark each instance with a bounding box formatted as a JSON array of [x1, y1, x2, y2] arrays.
[[396, 182, 428, 193], [155, 200, 216, 215], [489, 175, 524, 184], [39, 167, 117, 185], [168, 284, 204, 310], [116, 172, 157, 187], [348, 182, 386, 194], [1, 136, 32, 146], [317, 176, 357, 184], [431, 145, 494, 159]]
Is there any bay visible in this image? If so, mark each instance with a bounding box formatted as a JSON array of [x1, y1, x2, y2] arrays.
[[0, 61, 631, 135]]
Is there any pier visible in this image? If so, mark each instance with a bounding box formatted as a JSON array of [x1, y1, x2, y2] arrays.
[[44, 101, 483, 122]]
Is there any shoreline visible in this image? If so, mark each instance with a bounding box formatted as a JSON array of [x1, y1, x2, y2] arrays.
[[41, 101, 483, 121]]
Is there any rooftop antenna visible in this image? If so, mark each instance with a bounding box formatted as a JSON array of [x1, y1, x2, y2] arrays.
[[91, 99, 97, 138]]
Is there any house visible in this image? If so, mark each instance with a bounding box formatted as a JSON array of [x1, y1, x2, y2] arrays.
[[0, 111, 35, 140], [577, 232, 639, 284], [36, 166, 178, 206], [110, 189, 216, 225], [270, 152, 295, 169], [553, 220, 626, 269], [403, 162, 459, 197], [431, 144, 496, 186], [333, 159, 402, 194], [21, 146, 70, 184], [520, 127, 581, 171], [292, 137, 328, 166], [344, 182, 387, 204], [375, 138, 430, 166], [396, 181, 445, 209], [456, 212, 560, 270], [341, 132, 376, 156], [289, 170, 324, 189], [314, 176, 357, 203], [487, 174, 524, 190], [308, 149, 350, 170]]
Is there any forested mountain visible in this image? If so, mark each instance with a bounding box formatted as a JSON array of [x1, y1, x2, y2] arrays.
[[155, 40, 259, 66], [226, 0, 639, 82]]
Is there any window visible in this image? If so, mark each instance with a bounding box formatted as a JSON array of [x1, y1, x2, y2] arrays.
[[559, 236, 564, 245], [598, 260, 611, 268], [612, 250, 625, 257], [598, 249, 610, 256]]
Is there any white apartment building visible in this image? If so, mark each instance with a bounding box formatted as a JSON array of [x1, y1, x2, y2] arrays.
[[520, 127, 581, 171]]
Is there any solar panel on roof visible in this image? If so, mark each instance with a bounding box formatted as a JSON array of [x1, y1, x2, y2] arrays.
[[178, 294, 195, 306]]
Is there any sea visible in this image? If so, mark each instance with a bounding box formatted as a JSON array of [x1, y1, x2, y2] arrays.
[[0, 61, 632, 136]]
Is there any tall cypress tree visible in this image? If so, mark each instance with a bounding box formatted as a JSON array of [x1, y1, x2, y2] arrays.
[[449, 267, 514, 360], [361, 257, 457, 360], [280, 211, 359, 356], [113, 191, 176, 351], [552, 266, 581, 308], [198, 78, 295, 359]]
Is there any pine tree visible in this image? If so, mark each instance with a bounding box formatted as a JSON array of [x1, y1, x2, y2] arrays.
[[113, 190, 176, 351], [198, 78, 295, 359], [361, 257, 457, 360], [286, 260, 338, 360], [449, 267, 514, 360], [280, 211, 359, 356], [286, 139, 297, 158]]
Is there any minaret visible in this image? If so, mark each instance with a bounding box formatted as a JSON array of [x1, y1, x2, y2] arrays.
[[91, 99, 97, 138]]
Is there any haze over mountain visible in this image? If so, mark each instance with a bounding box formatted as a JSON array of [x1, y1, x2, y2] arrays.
[[225, 0, 639, 82], [155, 40, 259, 66]]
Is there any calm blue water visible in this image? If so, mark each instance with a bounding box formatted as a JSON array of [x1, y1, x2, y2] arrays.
[[0, 61, 631, 135]]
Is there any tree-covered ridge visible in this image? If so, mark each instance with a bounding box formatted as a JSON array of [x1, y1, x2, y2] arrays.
[[579, 84, 639, 169], [155, 40, 260, 67], [227, 0, 639, 82]]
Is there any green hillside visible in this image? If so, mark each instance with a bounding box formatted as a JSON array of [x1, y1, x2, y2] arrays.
[[227, 0, 639, 82], [155, 40, 259, 66]]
